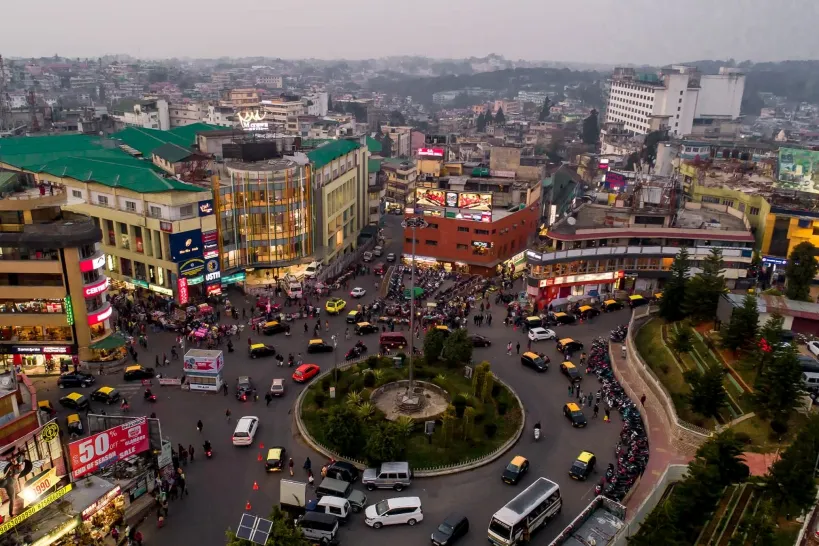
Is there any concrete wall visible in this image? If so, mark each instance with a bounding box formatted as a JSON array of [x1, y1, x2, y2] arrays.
[[697, 74, 745, 120], [614, 464, 690, 544], [490, 147, 521, 172]]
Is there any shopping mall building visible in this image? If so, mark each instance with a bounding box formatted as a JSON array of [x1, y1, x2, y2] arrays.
[[526, 200, 756, 308]]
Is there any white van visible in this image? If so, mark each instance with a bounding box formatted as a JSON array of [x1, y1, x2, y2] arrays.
[[303, 262, 321, 279], [315, 496, 352, 522], [803, 371, 819, 392], [232, 416, 259, 446], [298, 512, 339, 541], [364, 496, 423, 529]]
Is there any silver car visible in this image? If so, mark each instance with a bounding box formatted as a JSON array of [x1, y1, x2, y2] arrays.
[[362, 461, 413, 491]]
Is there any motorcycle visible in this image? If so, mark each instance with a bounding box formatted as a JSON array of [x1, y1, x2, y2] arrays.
[[144, 390, 157, 403], [533, 422, 541, 441], [204, 442, 213, 459]]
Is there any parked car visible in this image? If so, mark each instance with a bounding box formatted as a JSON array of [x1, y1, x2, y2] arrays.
[[808, 341, 819, 358], [355, 322, 379, 335], [569, 451, 596, 480], [386, 253, 396, 263], [123, 366, 154, 381], [560, 361, 582, 381], [270, 378, 285, 397], [521, 352, 549, 372], [59, 392, 90, 411], [307, 339, 334, 354], [326, 461, 360, 483], [362, 462, 412, 491], [249, 343, 276, 359], [350, 287, 367, 298], [563, 402, 587, 427], [236, 376, 254, 401], [89, 386, 120, 404], [57, 372, 95, 389], [556, 338, 584, 353], [365, 497, 423, 529], [431, 513, 469, 545], [325, 298, 347, 315], [528, 327, 556, 342]]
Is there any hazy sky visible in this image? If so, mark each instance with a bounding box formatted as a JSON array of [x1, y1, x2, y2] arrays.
[[3, 0, 818, 64]]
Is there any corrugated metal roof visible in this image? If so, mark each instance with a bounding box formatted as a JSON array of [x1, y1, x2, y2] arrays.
[[368, 159, 382, 173], [366, 136, 382, 153], [151, 142, 195, 163], [110, 127, 190, 157], [167, 122, 222, 144], [306, 139, 361, 169]]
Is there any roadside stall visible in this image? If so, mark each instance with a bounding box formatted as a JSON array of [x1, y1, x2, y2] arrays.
[[182, 349, 224, 392]]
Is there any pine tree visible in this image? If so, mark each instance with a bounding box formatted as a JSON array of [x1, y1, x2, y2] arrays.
[[581, 109, 599, 145], [684, 248, 726, 321], [723, 294, 759, 352], [756, 313, 784, 374], [476, 113, 486, 132], [481, 371, 495, 403], [659, 248, 690, 322], [538, 97, 552, 121], [754, 343, 804, 421], [685, 366, 727, 419], [494, 107, 505, 125], [785, 241, 819, 301]]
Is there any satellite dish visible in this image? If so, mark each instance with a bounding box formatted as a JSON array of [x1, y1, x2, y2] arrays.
[[567, 217, 576, 226]]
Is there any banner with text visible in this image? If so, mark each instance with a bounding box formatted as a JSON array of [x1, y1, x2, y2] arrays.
[[68, 418, 149, 479]]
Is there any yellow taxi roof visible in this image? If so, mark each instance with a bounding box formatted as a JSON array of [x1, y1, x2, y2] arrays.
[[629, 295, 644, 301], [577, 451, 595, 463], [559, 338, 574, 344], [250, 343, 265, 349], [578, 306, 592, 312], [97, 386, 115, 394], [522, 352, 539, 359], [347, 310, 358, 315], [67, 414, 80, 423], [435, 325, 450, 330], [266, 448, 283, 460], [563, 361, 576, 368], [125, 365, 142, 372], [510, 455, 528, 466], [604, 299, 618, 305], [525, 316, 541, 321], [566, 402, 581, 411], [309, 339, 324, 344], [264, 321, 279, 327], [554, 312, 567, 317], [38, 400, 52, 408], [356, 322, 371, 327], [654, 292, 663, 298], [66, 392, 84, 401]]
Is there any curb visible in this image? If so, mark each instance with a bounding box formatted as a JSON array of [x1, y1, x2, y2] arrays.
[[293, 360, 525, 478]]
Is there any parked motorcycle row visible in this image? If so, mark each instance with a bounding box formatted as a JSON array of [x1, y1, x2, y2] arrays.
[[609, 324, 628, 343], [586, 337, 649, 502]]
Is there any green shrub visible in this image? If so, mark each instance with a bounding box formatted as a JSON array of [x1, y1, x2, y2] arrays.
[[366, 355, 379, 369], [497, 400, 508, 416], [491, 383, 501, 398], [320, 376, 332, 392], [363, 372, 376, 388], [453, 395, 468, 418], [314, 391, 327, 408], [351, 377, 365, 392], [770, 419, 789, 436], [484, 422, 498, 438], [361, 388, 372, 401], [733, 431, 752, 445]]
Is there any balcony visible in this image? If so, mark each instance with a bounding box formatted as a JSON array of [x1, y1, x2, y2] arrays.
[[0, 182, 68, 211], [526, 245, 753, 266]]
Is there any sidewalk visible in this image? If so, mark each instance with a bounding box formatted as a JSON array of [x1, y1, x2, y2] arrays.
[[609, 348, 690, 514]]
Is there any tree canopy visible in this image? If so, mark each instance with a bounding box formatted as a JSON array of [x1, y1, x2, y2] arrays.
[[538, 97, 552, 121], [684, 248, 726, 321], [494, 107, 505, 125], [723, 293, 759, 352], [659, 248, 690, 322], [581, 109, 599, 145], [785, 241, 818, 301]]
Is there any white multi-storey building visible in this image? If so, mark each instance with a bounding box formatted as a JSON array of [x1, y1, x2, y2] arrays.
[[605, 66, 745, 138], [168, 101, 205, 127]]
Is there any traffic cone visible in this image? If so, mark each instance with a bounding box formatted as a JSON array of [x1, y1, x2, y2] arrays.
[[245, 501, 252, 510], [259, 442, 264, 450], [253, 481, 259, 491], [257, 452, 263, 462]]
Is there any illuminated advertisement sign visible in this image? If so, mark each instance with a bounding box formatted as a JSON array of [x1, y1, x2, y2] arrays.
[[0, 484, 73, 535], [457, 192, 493, 211], [472, 241, 493, 249], [445, 191, 459, 208], [415, 189, 446, 208], [202, 230, 219, 259], [205, 259, 221, 284], [179, 258, 205, 277], [87, 303, 112, 325], [64, 296, 74, 326], [68, 419, 150, 480], [82, 485, 121, 521], [206, 284, 222, 296], [79, 253, 106, 273], [538, 270, 625, 288], [221, 272, 246, 285], [177, 278, 189, 305], [198, 200, 214, 216], [3, 345, 73, 355], [83, 277, 110, 299], [417, 148, 444, 158], [604, 171, 627, 190], [237, 110, 269, 131], [169, 230, 203, 262]]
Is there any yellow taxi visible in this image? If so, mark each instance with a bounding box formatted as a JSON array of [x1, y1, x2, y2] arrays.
[[265, 447, 287, 472], [66, 414, 83, 436], [90, 386, 121, 404], [325, 298, 347, 315], [578, 305, 600, 319], [346, 310, 362, 324], [59, 392, 90, 410], [628, 294, 648, 308], [569, 451, 597, 480], [355, 322, 379, 335], [262, 320, 290, 335], [249, 343, 276, 358], [601, 299, 624, 312], [551, 312, 576, 325], [501, 455, 530, 485], [307, 339, 334, 354], [560, 361, 581, 381], [433, 325, 451, 337], [524, 316, 543, 329], [563, 402, 587, 428], [37, 400, 56, 417], [556, 338, 584, 353]]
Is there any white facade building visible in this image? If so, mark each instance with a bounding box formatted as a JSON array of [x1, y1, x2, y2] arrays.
[[169, 101, 205, 127], [113, 99, 170, 130], [205, 105, 238, 127], [605, 66, 745, 138], [256, 75, 283, 88], [305, 92, 329, 117]]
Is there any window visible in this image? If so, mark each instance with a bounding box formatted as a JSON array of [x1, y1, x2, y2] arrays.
[[457, 227, 469, 233], [680, 91, 684, 96], [722, 199, 734, 207], [125, 200, 136, 212], [474, 229, 489, 235], [72, 190, 83, 199], [749, 207, 760, 216], [456, 244, 468, 250], [701, 195, 720, 204], [677, 107, 681, 111], [405, 238, 418, 244], [149, 206, 162, 218], [180, 205, 194, 217], [427, 223, 438, 229], [425, 240, 437, 246], [97, 195, 109, 206]]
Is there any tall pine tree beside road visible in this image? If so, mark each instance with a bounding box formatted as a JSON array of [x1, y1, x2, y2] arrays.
[[723, 294, 759, 353], [785, 241, 818, 301], [659, 248, 690, 322], [684, 248, 726, 321]]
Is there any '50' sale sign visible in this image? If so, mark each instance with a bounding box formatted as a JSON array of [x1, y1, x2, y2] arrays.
[[68, 419, 150, 479]]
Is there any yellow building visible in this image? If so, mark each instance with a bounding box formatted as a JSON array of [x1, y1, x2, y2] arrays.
[[0, 174, 111, 366]]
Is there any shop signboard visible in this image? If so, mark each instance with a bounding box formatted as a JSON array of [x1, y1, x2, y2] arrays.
[[159, 221, 173, 233], [540, 270, 626, 288], [149, 284, 173, 296], [68, 418, 150, 480], [206, 284, 222, 296], [205, 258, 221, 284], [457, 192, 493, 211], [777, 147, 819, 193], [417, 148, 444, 157], [64, 296, 74, 326], [86, 303, 113, 326], [81, 485, 121, 521], [127, 278, 149, 289], [0, 484, 73, 535], [203, 230, 219, 259], [221, 272, 246, 285], [183, 350, 224, 374], [415, 188, 446, 208], [0, 345, 74, 355], [179, 258, 205, 277], [83, 277, 110, 299], [762, 256, 787, 266], [0, 419, 66, 524], [177, 278, 189, 306], [79, 253, 106, 273], [186, 275, 204, 286], [169, 230, 203, 262], [445, 191, 458, 208], [198, 200, 214, 216]]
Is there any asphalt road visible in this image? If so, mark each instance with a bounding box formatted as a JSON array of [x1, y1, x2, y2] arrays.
[[34, 215, 636, 546]]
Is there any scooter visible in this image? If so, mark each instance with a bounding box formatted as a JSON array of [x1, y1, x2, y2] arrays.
[[203, 442, 213, 459], [144, 390, 157, 403], [533, 422, 541, 441]]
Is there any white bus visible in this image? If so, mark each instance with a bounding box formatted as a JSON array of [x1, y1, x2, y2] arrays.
[[488, 477, 562, 545]]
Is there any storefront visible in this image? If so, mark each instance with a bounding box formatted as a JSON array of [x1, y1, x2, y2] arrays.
[[0, 344, 76, 374], [183, 349, 224, 392], [498, 251, 527, 277], [40, 477, 125, 546], [400, 255, 479, 274], [528, 270, 626, 307]]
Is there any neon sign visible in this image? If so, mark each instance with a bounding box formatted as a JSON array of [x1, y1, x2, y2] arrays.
[[237, 110, 269, 131]]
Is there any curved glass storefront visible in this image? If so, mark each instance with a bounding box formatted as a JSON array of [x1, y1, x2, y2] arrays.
[[218, 161, 313, 274]]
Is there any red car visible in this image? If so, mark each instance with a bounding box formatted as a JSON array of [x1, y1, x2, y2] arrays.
[[292, 364, 320, 383]]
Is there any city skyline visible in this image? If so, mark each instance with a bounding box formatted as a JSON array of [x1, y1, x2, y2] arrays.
[[2, 0, 818, 65]]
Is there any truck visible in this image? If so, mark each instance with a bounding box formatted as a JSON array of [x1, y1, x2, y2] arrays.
[[279, 274, 303, 299], [548, 496, 627, 546], [280, 479, 309, 518]]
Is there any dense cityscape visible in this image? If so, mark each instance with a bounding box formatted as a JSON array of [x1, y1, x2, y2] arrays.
[[0, 9, 819, 546]]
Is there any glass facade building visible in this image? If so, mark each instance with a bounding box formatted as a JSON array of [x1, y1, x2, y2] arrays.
[[217, 159, 313, 277]]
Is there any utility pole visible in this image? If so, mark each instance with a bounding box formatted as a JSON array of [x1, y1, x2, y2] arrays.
[[401, 216, 429, 395]]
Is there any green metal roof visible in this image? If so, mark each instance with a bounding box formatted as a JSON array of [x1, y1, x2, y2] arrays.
[[366, 136, 382, 153], [368, 159, 382, 173], [168, 122, 222, 145], [301, 138, 333, 149], [0, 172, 18, 193], [306, 139, 361, 170], [29, 157, 203, 193], [152, 142, 195, 163], [110, 127, 190, 157]]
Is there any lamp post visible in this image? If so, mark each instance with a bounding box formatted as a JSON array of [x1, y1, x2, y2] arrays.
[[401, 216, 429, 395], [331, 333, 338, 385]]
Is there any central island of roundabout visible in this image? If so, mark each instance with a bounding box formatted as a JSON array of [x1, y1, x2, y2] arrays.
[[296, 351, 524, 475]]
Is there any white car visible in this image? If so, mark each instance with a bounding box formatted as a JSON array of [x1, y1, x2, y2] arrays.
[[350, 287, 367, 298], [373, 246, 383, 257], [232, 416, 259, 446], [365, 497, 423, 529], [809, 341, 819, 358], [528, 327, 557, 342], [386, 253, 396, 263], [363, 252, 373, 263]]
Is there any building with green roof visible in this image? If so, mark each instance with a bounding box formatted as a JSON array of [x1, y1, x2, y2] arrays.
[[167, 122, 222, 145]]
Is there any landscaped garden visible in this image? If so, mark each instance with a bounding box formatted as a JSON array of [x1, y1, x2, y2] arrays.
[[299, 328, 523, 469]]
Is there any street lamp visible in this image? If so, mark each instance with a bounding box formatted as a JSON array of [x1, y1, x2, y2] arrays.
[[331, 334, 338, 385], [401, 216, 429, 395]]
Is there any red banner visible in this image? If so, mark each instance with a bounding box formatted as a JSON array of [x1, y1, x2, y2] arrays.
[[68, 419, 150, 479]]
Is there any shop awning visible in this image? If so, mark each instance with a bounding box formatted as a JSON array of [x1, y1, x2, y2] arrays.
[[90, 333, 128, 351]]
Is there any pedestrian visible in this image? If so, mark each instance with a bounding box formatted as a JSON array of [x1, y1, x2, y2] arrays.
[[303, 457, 312, 473], [188, 444, 195, 462], [568, 383, 574, 396], [580, 352, 586, 366], [506, 342, 513, 356], [196, 420, 203, 433], [265, 393, 272, 406], [223, 383, 228, 396], [177, 468, 189, 496], [640, 394, 646, 406], [576, 387, 581, 400], [289, 457, 294, 476], [516, 342, 520, 355], [527, 339, 532, 351], [225, 408, 231, 422], [593, 404, 599, 418], [308, 471, 315, 487], [604, 408, 611, 423]]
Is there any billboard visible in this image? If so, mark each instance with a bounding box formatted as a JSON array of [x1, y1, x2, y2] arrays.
[[169, 229, 204, 262], [183, 351, 224, 374], [457, 192, 493, 211], [778, 148, 819, 193], [0, 419, 67, 521], [417, 148, 444, 158], [415, 189, 446, 208], [68, 418, 150, 480], [445, 191, 459, 208]]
